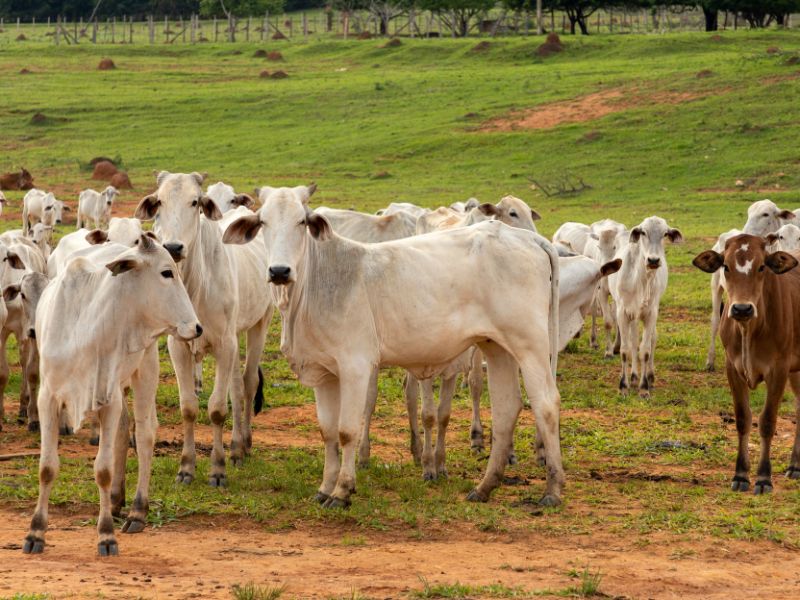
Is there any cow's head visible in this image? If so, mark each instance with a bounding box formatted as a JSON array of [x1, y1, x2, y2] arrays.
[[478, 195, 541, 233], [223, 183, 322, 289], [103, 185, 119, 207], [40, 193, 57, 227], [628, 216, 682, 271], [743, 199, 794, 238], [30, 223, 52, 247], [3, 271, 49, 341], [19, 168, 34, 190], [693, 234, 798, 323], [590, 228, 621, 263], [134, 171, 220, 262], [207, 181, 255, 213], [766, 223, 800, 253]]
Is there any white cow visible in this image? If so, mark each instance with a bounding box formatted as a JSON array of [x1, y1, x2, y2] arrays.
[[417, 196, 540, 236], [135, 172, 273, 487], [22, 235, 202, 556], [77, 186, 119, 230], [767, 223, 800, 252], [553, 222, 592, 255], [0, 191, 6, 215], [207, 182, 255, 214], [376, 202, 430, 218], [610, 216, 682, 397], [0, 244, 18, 431], [22, 189, 57, 236], [583, 223, 627, 357], [314, 207, 418, 243], [224, 185, 563, 508]]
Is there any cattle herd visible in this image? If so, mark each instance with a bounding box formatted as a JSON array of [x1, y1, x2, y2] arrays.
[[0, 170, 798, 557]]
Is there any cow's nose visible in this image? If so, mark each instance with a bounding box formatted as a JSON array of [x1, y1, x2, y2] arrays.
[[731, 303, 755, 320], [164, 243, 184, 260], [195, 324, 203, 337], [28, 328, 36, 340], [647, 257, 661, 269], [269, 265, 291, 284]]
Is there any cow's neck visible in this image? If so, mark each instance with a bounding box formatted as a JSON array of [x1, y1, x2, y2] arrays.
[[179, 218, 219, 300]]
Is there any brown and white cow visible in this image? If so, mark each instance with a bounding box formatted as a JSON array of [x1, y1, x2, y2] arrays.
[[694, 234, 800, 494], [0, 167, 34, 191]]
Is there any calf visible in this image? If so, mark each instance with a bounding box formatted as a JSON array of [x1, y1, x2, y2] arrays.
[[0, 167, 34, 191], [610, 216, 682, 398], [694, 235, 800, 494], [22, 235, 202, 556], [77, 186, 119, 230], [766, 224, 800, 252], [583, 224, 626, 357], [22, 189, 57, 235], [207, 182, 255, 214]]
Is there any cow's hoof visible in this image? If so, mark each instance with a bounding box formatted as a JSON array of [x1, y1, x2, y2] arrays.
[[322, 496, 350, 509], [423, 472, 436, 482], [208, 474, 227, 488], [59, 425, 74, 436], [507, 453, 518, 466], [229, 454, 243, 468], [731, 476, 750, 492], [786, 466, 800, 479], [314, 491, 330, 504], [175, 471, 194, 485], [121, 517, 146, 534], [754, 480, 773, 495], [466, 489, 488, 503], [704, 363, 715, 373], [28, 421, 40, 433], [538, 494, 561, 507], [603, 352, 614, 359], [470, 445, 485, 455], [17, 413, 26, 425], [97, 539, 119, 556], [22, 535, 44, 554], [89, 436, 100, 447], [638, 389, 651, 399]]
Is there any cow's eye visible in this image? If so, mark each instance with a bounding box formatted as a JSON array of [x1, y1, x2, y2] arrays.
[[723, 265, 729, 272], [20, 293, 25, 300], [161, 270, 174, 279], [44, 206, 52, 211], [763, 213, 769, 217], [509, 210, 518, 218], [191, 199, 199, 207], [758, 265, 765, 272], [298, 219, 306, 227]]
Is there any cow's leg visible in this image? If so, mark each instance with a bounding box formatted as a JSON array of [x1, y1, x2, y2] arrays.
[[193, 354, 203, 396], [243, 310, 271, 453], [123, 347, 159, 534], [706, 274, 722, 371], [95, 396, 123, 556], [726, 359, 751, 492], [23, 386, 58, 554], [404, 372, 422, 465], [110, 397, 129, 517], [467, 343, 520, 502], [0, 331, 9, 430], [434, 374, 456, 479], [209, 334, 238, 486], [168, 337, 199, 485], [76, 211, 82, 229], [638, 309, 659, 398], [616, 308, 633, 395], [420, 377, 437, 481], [468, 347, 485, 453], [325, 365, 371, 508], [602, 291, 617, 359], [589, 298, 599, 350], [358, 366, 379, 468], [23, 341, 40, 428], [228, 345, 247, 468], [755, 371, 786, 495], [314, 376, 341, 503]]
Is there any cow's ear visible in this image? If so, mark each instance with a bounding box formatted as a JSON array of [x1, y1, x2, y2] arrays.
[[765, 251, 799, 275], [589, 232, 599, 240], [144, 230, 159, 241], [62, 204, 71, 212], [600, 258, 622, 277], [765, 233, 780, 246], [3, 284, 20, 302], [134, 194, 160, 221], [478, 203, 499, 217], [223, 213, 262, 245], [137, 233, 157, 252], [106, 257, 142, 276], [629, 227, 644, 243], [155, 170, 170, 187], [306, 211, 332, 241], [233, 193, 255, 208], [6, 252, 24, 270], [531, 208, 542, 221], [191, 172, 208, 186], [200, 195, 222, 221], [692, 250, 724, 273], [86, 229, 108, 245], [666, 228, 683, 244], [294, 183, 317, 206], [779, 210, 796, 220]]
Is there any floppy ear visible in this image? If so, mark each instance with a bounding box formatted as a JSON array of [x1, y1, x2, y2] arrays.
[[629, 227, 644, 243], [106, 257, 142, 276], [306, 211, 332, 240], [144, 230, 159, 241], [233, 193, 255, 209], [765, 251, 799, 275], [765, 233, 780, 246], [666, 228, 683, 244], [530, 209, 541, 221], [6, 252, 24, 270], [600, 258, 622, 277], [191, 172, 208, 186], [223, 213, 262, 244], [86, 229, 109, 245], [134, 194, 160, 221], [200, 195, 222, 221], [137, 233, 157, 252], [779, 210, 795, 220], [478, 203, 499, 217], [589, 232, 599, 240], [62, 204, 71, 212], [692, 250, 724, 273], [3, 284, 20, 302]]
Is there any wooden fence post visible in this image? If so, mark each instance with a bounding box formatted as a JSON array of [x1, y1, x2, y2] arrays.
[[303, 12, 308, 40], [149, 15, 154, 43], [112, 16, 115, 43], [55, 15, 60, 45]]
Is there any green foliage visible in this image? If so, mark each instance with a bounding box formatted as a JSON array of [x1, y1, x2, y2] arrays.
[[230, 583, 286, 600], [198, 0, 286, 18]]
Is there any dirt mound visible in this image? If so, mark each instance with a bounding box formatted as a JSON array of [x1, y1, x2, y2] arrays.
[[259, 70, 271, 78], [382, 38, 402, 48], [767, 46, 780, 55], [358, 31, 372, 40], [267, 51, 283, 61], [579, 130, 603, 143], [110, 171, 132, 189], [253, 49, 268, 58], [92, 160, 118, 181], [785, 56, 800, 66], [97, 58, 116, 70], [371, 171, 391, 179], [710, 34, 723, 42], [19, 68, 31, 75], [696, 69, 714, 79], [270, 70, 289, 79], [472, 41, 491, 52], [29, 112, 49, 125], [272, 30, 287, 40], [15, 33, 26, 41], [537, 33, 564, 57]]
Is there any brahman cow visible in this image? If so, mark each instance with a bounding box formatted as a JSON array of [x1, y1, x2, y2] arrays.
[[22, 189, 57, 236], [766, 224, 800, 253], [22, 235, 202, 556], [207, 181, 255, 214], [315, 206, 417, 243], [583, 222, 626, 357], [77, 186, 119, 230], [224, 185, 564, 508], [376, 201, 430, 218]]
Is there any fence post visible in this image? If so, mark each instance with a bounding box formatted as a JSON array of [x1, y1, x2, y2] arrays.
[[55, 15, 60, 45], [303, 12, 308, 40], [246, 16, 251, 41], [191, 14, 196, 43], [149, 15, 154, 43], [214, 16, 218, 41], [111, 16, 115, 43]]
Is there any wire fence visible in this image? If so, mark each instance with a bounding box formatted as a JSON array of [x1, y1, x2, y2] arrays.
[[0, 9, 796, 45]]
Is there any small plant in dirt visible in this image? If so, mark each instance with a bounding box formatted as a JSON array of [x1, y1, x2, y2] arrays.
[[231, 582, 286, 600], [564, 566, 603, 597], [412, 577, 527, 598]]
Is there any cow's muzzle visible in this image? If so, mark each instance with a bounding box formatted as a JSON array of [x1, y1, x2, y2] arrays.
[[27, 328, 35, 340], [646, 257, 661, 270], [163, 242, 185, 262], [730, 303, 755, 321], [268, 265, 292, 285]]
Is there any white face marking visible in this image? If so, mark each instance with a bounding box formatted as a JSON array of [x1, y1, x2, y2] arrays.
[[738, 243, 749, 253], [735, 259, 753, 275]]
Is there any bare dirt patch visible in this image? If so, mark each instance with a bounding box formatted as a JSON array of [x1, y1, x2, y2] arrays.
[[382, 38, 402, 48], [270, 70, 289, 79], [696, 69, 714, 79]]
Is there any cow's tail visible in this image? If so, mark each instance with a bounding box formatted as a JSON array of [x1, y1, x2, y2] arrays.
[[253, 366, 265, 415], [531, 233, 560, 379]]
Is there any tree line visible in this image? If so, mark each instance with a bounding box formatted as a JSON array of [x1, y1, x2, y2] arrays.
[[1, 0, 797, 35]]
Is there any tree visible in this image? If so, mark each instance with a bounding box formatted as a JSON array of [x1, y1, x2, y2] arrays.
[[199, 0, 284, 17], [545, 0, 601, 35], [417, 0, 495, 37]]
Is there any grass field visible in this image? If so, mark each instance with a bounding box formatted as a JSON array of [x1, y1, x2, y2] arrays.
[[1, 30, 800, 599]]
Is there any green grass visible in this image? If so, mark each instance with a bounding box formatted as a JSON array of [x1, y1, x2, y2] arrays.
[[231, 583, 286, 600], [413, 578, 528, 598], [3, 30, 800, 552]]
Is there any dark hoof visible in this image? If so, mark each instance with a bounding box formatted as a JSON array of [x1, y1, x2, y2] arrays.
[[754, 480, 773, 495], [98, 539, 119, 556], [538, 494, 561, 507], [423, 472, 436, 481], [466, 489, 488, 503], [731, 476, 750, 492], [175, 471, 194, 485], [89, 436, 100, 447], [647, 373, 655, 385], [28, 421, 40, 433], [59, 425, 74, 436], [705, 364, 715, 373], [638, 388, 651, 399], [314, 491, 330, 504], [230, 455, 243, 468], [129, 436, 136, 449], [121, 518, 146, 534], [17, 413, 27, 424], [470, 445, 485, 455], [208, 473, 227, 488], [322, 496, 350, 509], [786, 466, 800, 479], [22, 535, 44, 554], [507, 453, 518, 466]]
